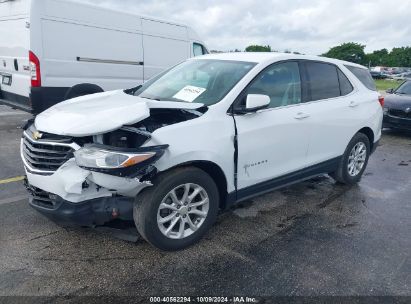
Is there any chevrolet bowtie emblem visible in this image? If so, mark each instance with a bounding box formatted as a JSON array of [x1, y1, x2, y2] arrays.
[[33, 131, 43, 140]]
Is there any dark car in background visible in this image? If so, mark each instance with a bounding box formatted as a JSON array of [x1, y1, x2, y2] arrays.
[[383, 80, 411, 131]]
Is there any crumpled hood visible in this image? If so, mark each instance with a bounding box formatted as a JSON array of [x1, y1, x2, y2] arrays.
[[35, 90, 204, 136]]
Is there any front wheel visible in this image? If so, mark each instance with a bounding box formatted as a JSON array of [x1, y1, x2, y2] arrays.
[[330, 133, 370, 185], [133, 167, 219, 251]]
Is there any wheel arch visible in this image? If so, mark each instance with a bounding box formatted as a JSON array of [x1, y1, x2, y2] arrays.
[[357, 127, 375, 151], [159, 160, 229, 210]]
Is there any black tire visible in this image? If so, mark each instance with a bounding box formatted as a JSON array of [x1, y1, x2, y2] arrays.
[[64, 83, 104, 100], [330, 132, 370, 185], [133, 167, 219, 251]]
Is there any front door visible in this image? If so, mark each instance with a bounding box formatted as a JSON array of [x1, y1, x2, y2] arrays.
[[234, 61, 311, 191]]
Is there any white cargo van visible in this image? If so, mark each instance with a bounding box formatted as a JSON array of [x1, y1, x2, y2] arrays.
[[0, 0, 208, 114]]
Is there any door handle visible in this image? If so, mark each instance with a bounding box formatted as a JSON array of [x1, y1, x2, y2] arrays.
[[294, 112, 310, 120], [349, 101, 359, 108]]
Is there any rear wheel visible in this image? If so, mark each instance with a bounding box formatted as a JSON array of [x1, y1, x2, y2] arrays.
[[133, 167, 219, 251], [330, 133, 370, 185]]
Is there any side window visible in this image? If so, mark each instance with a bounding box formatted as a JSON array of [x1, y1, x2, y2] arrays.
[[193, 43, 206, 57], [345, 65, 377, 91], [305, 62, 340, 101], [338, 69, 353, 96], [246, 61, 302, 108]]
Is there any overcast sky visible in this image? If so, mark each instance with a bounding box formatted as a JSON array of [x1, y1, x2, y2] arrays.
[[80, 0, 411, 55]]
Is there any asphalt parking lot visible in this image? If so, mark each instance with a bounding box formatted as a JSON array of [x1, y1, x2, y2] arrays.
[[0, 105, 410, 298]]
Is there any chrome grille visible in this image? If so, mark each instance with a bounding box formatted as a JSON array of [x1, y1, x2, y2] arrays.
[[22, 129, 79, 174], [389, 109, 411, 119]]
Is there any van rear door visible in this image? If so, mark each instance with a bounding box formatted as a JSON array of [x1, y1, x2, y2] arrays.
[[0, 0, 31, 111]]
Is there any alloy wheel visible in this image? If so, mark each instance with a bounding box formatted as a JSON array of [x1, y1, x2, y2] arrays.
[[347, 142, 367, 177], [157, 183, 210, 239]]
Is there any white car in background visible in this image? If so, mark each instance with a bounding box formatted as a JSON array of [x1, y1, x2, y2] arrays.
[[0, 0, 208, 114], [22, 53, 383, 250], [390, 72, 411, 81]]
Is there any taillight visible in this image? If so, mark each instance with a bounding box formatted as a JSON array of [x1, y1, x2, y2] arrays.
[[29, 51, 41, 87], [378, 95, 384, 107]]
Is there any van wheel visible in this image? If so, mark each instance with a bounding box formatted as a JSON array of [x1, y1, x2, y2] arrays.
[[330, 133, 370, 185], [133, 167, 219, 251], [64, 83, 104, 100]]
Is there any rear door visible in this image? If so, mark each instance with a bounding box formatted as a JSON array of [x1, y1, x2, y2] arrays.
[[0, 3, 30, 108], [300, 61, 360, 166], [235, 61, 310, 191]]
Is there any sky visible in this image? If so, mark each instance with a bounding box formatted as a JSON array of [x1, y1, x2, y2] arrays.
[[79, 0, 411, 55]]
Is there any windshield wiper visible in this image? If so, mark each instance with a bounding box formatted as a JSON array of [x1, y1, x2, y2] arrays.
[[141, 96, 161, 101], [124, 85, 142, 95]]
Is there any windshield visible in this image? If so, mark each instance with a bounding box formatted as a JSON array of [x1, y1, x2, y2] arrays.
[[132, 60, 256, 106], [395, 81, 411, 95]]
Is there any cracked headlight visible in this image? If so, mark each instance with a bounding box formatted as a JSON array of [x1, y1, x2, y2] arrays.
[[74, 145, 161, 169]]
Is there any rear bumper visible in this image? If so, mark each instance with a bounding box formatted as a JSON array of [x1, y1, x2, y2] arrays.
[[383, 115, 411, 131], [0, 92, 31, 112], [0, 87, 69, 114], [26, 181, 134, 227]]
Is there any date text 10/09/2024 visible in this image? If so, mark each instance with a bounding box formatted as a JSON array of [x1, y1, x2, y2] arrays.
[[149, 297, 258, 303]]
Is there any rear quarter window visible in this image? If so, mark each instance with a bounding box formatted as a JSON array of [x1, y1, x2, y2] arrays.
[[337, 69, 353, 95], [345, 65, 376, 91]]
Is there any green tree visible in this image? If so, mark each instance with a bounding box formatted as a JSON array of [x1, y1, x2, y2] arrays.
[[387, 47, 411, 67], [366, 48, 389, 67], [245, 45, 271, 52], [322, 42, 366, 65], [323, 42, 411, 67]]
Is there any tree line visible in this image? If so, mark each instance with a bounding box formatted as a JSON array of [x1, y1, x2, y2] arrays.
[[241, 42, 411, 67], [322, 42, 411, 67]]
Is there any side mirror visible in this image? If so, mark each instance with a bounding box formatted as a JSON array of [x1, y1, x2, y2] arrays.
[[245, 94, 270, 112], [386, 88, 394, 94]]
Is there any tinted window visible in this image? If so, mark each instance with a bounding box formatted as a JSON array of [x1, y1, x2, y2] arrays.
[[305, 62, 340, 101], [345, 65, 376, 91], [338, 69, 354, 95], [246, 61, 301, 108], [395, 81, 411, 95]]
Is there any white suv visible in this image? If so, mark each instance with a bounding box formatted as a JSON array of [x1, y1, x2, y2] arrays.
[[21, 53, 383, 250]]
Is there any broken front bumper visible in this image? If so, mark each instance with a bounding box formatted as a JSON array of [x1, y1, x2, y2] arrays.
[[25, 180, 134, 226], [21, 138, 150, 226], [22, 158, 149, 226]]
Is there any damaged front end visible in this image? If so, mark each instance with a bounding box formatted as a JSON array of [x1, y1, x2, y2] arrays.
[[21, 105, 204, 227], [21, 126, 167, 227]]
